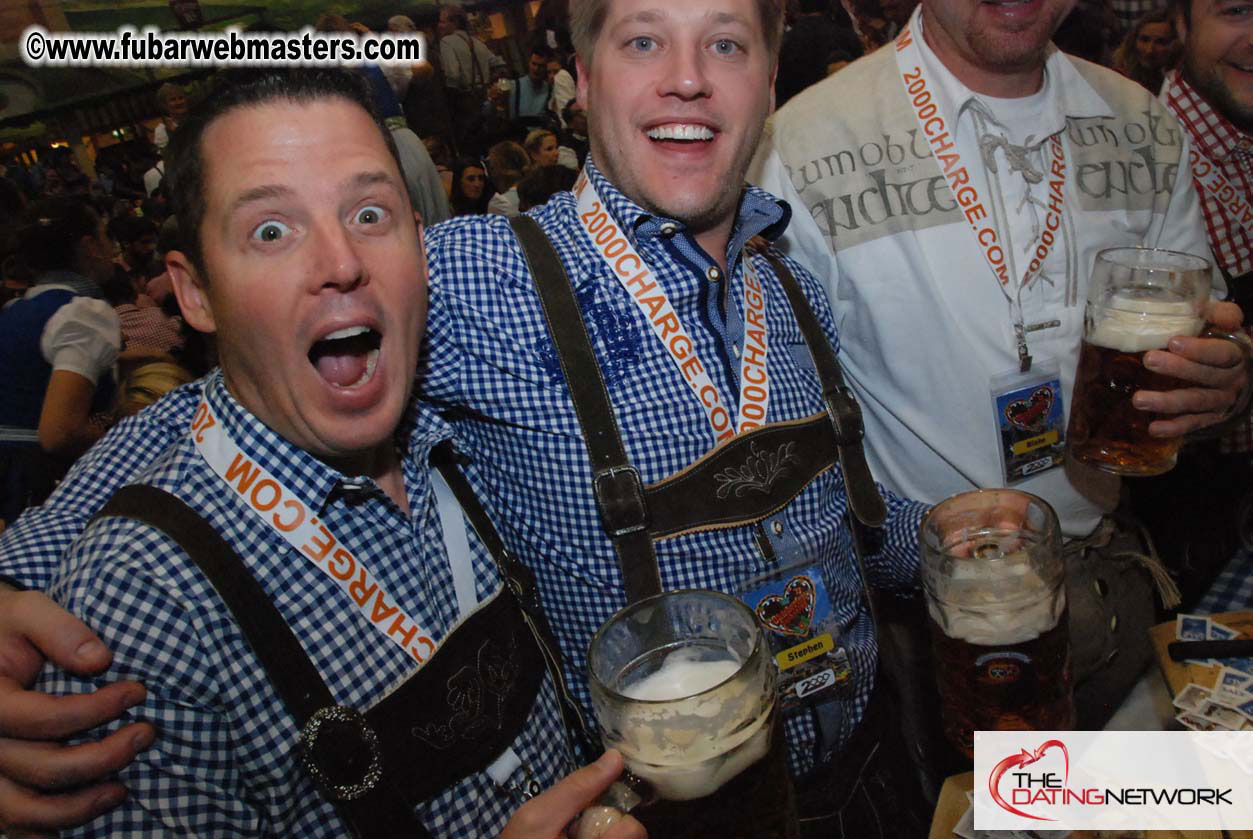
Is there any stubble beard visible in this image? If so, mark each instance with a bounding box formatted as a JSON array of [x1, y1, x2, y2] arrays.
[[1183, 55, 1253, 134]]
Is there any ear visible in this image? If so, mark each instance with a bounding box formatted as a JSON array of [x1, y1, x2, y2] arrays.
[[166, 250, 216, 333], [575, 54, 590, 110]]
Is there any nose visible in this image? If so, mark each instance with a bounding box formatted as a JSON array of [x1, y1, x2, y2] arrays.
[[309, 218, 366, 292], [658, 41, 712, 101]]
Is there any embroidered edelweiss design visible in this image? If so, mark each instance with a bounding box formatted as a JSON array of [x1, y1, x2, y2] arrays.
[[714, 442, 799, 499]]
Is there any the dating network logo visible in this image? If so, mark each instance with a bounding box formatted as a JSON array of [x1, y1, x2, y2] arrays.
[[988, 739, 1070, 821]]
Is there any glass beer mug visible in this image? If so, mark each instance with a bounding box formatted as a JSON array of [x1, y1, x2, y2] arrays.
[[921, 489, 1074, 759], [1066, 247, 1249, 476], [579, 589, 794, 838]]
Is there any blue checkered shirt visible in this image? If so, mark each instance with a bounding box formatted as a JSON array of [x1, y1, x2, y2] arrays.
[[420, 159, 927, 773], [3, 160, 926, 781], [36, 371, 573, 837]]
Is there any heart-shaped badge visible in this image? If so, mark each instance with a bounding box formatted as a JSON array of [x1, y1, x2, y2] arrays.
[[756, 575, 817, 637], [1004, 386, 1054, 432]]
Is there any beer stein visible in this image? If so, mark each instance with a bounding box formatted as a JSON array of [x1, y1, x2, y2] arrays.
[[921, 489, 1073, 759], [579, 589, 791, 838], [1067, 247, 1249, 476]]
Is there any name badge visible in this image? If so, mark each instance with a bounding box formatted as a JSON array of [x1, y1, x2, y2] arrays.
[[737, 562, 853, 710], [989, 358, 1066, 484]]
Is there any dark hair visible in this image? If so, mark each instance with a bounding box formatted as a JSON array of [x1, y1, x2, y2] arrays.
[[18, 198, 100, 274], [165, 68, 402, 280], [101, 272, 138, 306], [110, 214, 158, 245], [530, 43, 556, 61], [449, 157, 490, 215], [442, 5, 468, 29], [517, 164, 577, 212]]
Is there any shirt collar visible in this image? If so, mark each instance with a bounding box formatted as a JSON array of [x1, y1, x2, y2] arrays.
[[202, 370, 452, 512], [1161, 70, 1252, 163], [581, 156, 791, 266], [911, 6, 1112, 143]]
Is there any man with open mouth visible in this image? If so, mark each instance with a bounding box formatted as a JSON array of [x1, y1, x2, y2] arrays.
[[5, 0, 933, 836], [0, 68, 644, 839]]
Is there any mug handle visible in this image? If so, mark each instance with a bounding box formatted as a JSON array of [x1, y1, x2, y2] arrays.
[[1186, 327, 1253, 439], [569, 771, 655, 839]]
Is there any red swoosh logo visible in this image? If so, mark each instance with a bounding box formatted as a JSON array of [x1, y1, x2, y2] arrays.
[[988, 740, 1069, 822]]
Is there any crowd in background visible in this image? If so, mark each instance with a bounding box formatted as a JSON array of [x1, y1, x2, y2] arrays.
[[0, 0, 1207, 531]]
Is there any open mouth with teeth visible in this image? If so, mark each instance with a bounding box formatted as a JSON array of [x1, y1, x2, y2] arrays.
[[308, 325, 381, 388], [646, 123, 716, 143]]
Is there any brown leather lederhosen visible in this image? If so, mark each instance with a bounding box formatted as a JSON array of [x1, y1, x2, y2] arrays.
[[509, 216, 889, 838], [92, 445, 588, 839]]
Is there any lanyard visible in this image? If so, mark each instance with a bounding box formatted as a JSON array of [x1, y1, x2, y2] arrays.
[[572, 171, 769, 442], [1190, 148, 1253, 237], [189, 397, 441, 664], [894, 18, 1068, 371]]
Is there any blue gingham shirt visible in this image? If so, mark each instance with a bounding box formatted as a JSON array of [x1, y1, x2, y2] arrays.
[[420, 159, 927, 773], [3, 161, 926, 779], [36, 371, 572, 837]]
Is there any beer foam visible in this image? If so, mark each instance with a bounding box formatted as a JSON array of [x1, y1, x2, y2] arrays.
[[624, 706, 772, 801], [1090, 297, 1203, 353], [928, 561, 1064, 646], [620, 649, 740, 702], [613, 648, 771, 800]]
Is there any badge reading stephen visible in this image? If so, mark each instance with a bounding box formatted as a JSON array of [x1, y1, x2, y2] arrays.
[[738, 565, 851, 710]]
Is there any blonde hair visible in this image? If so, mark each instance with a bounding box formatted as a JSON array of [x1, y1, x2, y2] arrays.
[[118, 361, 195, 416], [570, 0, 784, 67], [524, 129, 557, 159]]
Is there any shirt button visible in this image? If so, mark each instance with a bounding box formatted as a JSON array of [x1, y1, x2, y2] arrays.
[[660, 223, 677, 237], [706, 266, 722, 282], [771, 520, 784, 536]]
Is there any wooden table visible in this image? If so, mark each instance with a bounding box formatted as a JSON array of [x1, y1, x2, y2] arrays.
[[930, 611, 1253, 838]]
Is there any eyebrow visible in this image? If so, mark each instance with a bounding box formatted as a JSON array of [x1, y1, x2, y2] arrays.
[[226, 171, 402, 215], [228, 183, 293, 215], [347, 170, 403, 194], [610, 8, 752, 30]]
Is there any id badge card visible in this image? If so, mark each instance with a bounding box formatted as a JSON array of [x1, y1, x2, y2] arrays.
[[989, 358, 1066, 484], [736, 562, 853, 711]]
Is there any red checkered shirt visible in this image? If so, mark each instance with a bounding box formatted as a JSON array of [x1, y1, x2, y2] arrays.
[[114, 303, 185, 355], [1161, 72, 1253, 453]]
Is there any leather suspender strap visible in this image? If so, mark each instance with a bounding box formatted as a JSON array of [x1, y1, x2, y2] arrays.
[[510, 215, 662, 603], [429, 442, 597, 753], [94, 485, 430, 839], [765, 255, 887, 529]]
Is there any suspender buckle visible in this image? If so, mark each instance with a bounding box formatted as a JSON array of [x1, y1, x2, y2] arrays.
[[300, 705, 384, 802], [593, 465, 649, 538], [825, 386, 866, 447]]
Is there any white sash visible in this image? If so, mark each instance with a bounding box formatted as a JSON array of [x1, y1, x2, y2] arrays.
[[1190, 148, 1253, 238], [190, 397, 447, 664], [572, 171, 768, 442], [893, 18, 1068, 296]]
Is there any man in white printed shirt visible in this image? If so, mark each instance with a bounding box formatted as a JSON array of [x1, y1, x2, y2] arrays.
[[752, 0, 1247, 727]]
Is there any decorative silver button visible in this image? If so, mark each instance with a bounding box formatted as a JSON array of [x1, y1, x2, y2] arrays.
[[660, 223, 677, 236], [771, 521, 783, 536], [733, 344, 741, 358], [706, 266, 722, 282]]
